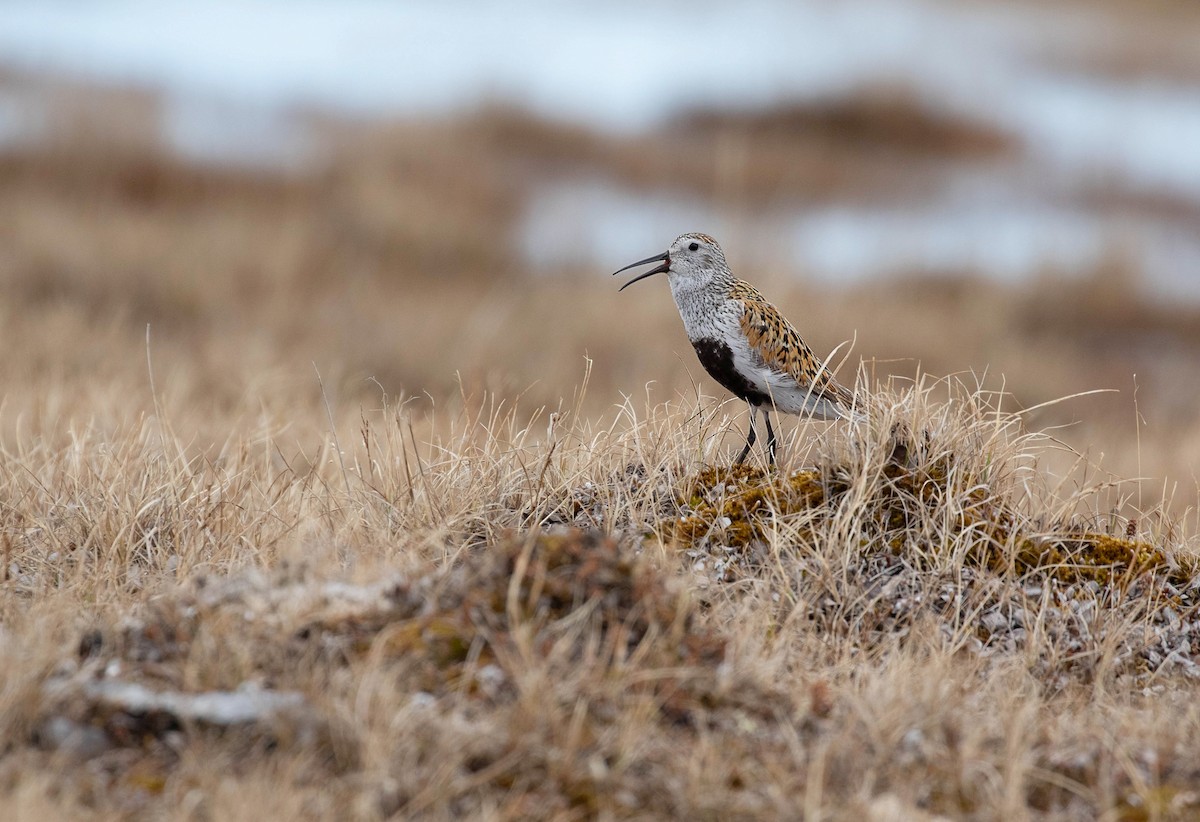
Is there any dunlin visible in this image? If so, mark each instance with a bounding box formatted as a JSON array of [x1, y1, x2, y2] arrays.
[[614, 232, 861, 464]]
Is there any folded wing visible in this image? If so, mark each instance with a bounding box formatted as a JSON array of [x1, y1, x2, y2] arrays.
[[737, 292, 858, 417]]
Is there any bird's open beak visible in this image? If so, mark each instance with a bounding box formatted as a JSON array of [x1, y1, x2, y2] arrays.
[[612, 251, 670, 291]]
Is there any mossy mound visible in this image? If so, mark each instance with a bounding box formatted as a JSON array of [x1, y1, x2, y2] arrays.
[[1008, 533, 1166, 587], [665, 463, 836, 547], [961, 495, 1171, 587], [295, 528, 726, 697], [660, 436, 1182, 590], [660, 436, 955, 554], [45, 530, 741, 768]]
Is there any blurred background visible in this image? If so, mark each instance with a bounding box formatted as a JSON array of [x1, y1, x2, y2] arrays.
[[1, 0, 1198, 497]]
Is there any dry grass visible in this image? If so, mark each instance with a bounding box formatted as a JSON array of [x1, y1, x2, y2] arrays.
[[2, 374, 1199, 820], [2, 73, 1200, 819]]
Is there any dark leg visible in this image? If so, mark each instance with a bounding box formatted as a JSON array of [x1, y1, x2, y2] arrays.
[[735, 405, 758, 464], [763, 410, 777, 466]]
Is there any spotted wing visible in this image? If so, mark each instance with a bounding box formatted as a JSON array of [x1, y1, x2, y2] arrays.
[[737, 294, 856, 412]]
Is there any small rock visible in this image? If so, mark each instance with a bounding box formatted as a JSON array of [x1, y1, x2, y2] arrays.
[[980, 610, 1008, 634], [38, 716, 111, 760]]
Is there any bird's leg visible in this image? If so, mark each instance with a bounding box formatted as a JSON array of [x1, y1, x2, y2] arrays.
[[763, 410, 777, 467], [735, 405, 758, 465]]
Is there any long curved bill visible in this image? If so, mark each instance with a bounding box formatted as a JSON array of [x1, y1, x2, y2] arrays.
[[612, 251, 670, 291]]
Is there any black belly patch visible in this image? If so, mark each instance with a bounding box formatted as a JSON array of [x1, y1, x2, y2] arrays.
[[691, 338, 771, 406]]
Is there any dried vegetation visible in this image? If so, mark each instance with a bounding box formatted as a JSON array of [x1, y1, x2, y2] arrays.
[[2, 372, 1199, 820]]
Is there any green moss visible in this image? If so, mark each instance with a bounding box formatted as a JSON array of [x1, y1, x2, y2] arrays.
[[659, 449, 1181, 591], [653, 421, 1190, 591], [1009, 532, 1165, 586], [1115, 783, 1200, 822], [663, 465, 835, 548]]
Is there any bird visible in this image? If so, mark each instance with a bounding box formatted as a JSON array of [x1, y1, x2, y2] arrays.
[[613, 232, 861, 465]]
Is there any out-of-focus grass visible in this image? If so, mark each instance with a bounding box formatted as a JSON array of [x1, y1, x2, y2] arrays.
[[2, 77, 1198, 493]]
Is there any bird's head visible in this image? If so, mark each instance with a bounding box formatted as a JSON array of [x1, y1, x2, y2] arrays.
[[613, 232, 728, 291]]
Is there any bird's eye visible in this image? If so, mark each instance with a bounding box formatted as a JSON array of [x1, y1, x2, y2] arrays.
[[688, 242, 699, 251]]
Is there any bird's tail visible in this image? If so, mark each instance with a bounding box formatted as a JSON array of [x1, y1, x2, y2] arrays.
[[842, 405, 869, 425], [829, 379, 869, 425]]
